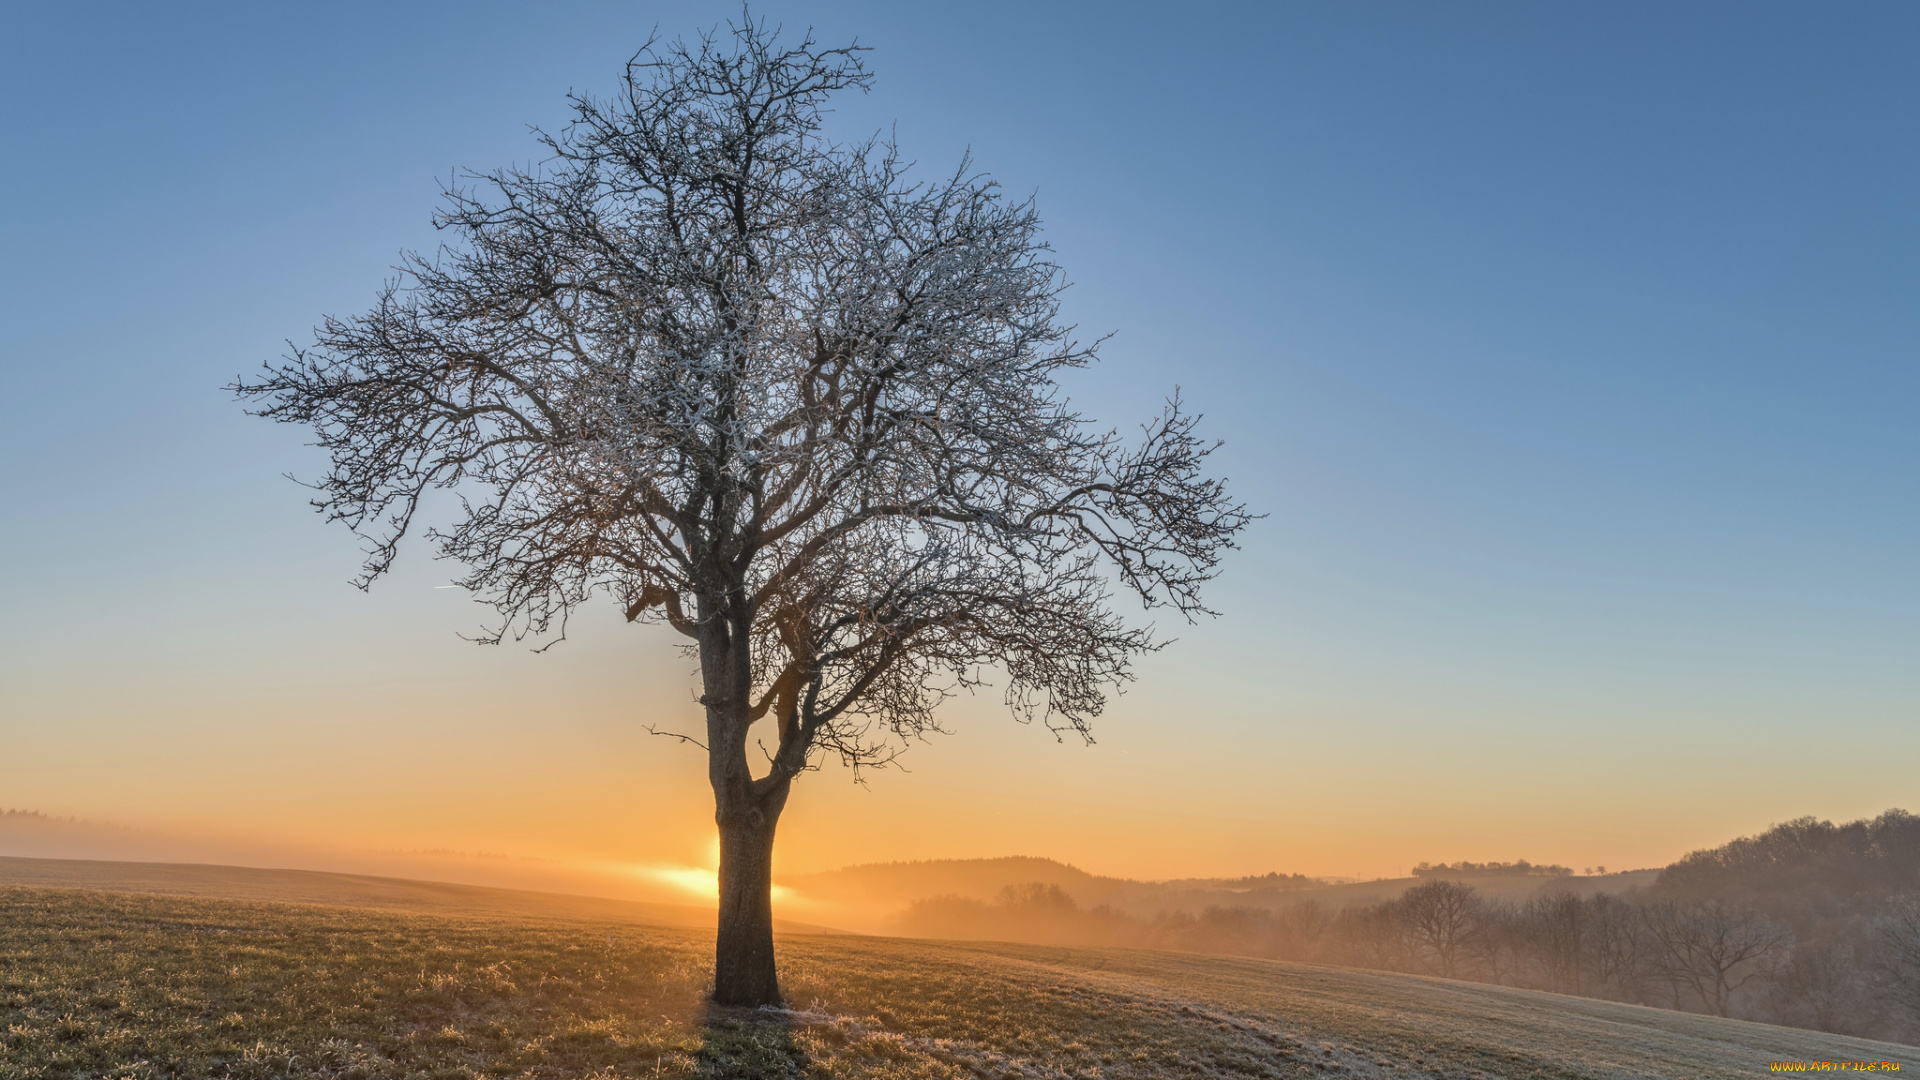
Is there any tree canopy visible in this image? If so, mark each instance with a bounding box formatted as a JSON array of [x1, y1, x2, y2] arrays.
[[236, 16, 1252, 1004]]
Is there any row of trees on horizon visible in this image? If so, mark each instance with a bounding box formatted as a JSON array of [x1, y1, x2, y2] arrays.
[[897, 810, 1920, 1043]]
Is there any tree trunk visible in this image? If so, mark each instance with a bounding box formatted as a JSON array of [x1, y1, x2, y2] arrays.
[[701, 600, 793, 1007], [713, 800, 784, 1006]]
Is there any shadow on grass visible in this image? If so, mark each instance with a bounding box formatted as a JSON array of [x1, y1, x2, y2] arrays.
[[697, 1002, 811, 1079]]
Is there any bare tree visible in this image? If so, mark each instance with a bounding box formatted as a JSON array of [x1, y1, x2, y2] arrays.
[[1333, 902, 1409, 972], [1467, 897, 1527, 985], [233, 17, 1249, 1006], [1875, 893, 1920, 1029], [1525, 889, 1589, 995], [1275, 899, 1332, 963], [1397, 880, 1482, 979], [1769, 940, 1875, 1036], [1642, 899, 1793, 1017], [1582, 892, 1646, 1003]]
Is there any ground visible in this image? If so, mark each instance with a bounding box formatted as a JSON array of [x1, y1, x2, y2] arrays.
[[0, 870, 1910, 1079]]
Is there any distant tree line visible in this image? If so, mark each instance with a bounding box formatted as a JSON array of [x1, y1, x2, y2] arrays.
[[1, 810, 74, 822], [1164, 871, 1324, 891], [897, 810, 1920, 1042], [1410, 859, 1572, 878]]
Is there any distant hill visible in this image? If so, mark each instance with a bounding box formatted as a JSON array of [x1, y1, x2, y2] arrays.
[[783, 857, 1122, 911], [779, 854, 1657, 925], [1650, 809, 1920, 925], [849, 816, 1920, 1041]]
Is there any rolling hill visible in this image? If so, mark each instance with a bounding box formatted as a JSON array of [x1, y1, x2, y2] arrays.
[[0, 859, 1907, 1078], [780, 854, 1660, 927]]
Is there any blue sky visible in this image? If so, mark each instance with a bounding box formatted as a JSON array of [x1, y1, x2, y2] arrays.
[[1, 2, 1914, 880]]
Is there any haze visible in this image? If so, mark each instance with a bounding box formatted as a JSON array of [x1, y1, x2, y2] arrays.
[[1, 2, 1915, 895]]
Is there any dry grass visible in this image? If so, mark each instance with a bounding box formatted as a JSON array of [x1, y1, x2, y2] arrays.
[[0, 886, 713, 1079], [1, 883, 1910, 1079]]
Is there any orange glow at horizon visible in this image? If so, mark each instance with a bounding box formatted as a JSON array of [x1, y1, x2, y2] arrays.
[[607, 845, 799, 907], [5, 599, 1915, 890]]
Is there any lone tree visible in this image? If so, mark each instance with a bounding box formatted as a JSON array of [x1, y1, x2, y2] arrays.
[[236, 18, 1251, 1006]]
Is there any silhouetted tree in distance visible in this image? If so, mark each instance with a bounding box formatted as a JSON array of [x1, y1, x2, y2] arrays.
[[1582, 892, 1647, 1002], [1641, 899, 1793, 1017], [1526, 889, 1589, 994], [234, 16, 1249, 1006], [1396, 879, 1482, 978], [1770, 940, 1874, 1036], [1876, 894, 1920, 1024], [1412, 859, 1571, 878]]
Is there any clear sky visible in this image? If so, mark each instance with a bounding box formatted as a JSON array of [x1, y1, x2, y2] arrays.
[[1, 2, 1915, 886]]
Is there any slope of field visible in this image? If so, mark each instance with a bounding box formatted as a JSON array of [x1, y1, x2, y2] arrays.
[[0, 856, 842, 936], [1, 879, 1907, 1079]]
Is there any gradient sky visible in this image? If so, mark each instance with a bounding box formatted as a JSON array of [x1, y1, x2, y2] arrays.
[[1, 2, 1915, 885]]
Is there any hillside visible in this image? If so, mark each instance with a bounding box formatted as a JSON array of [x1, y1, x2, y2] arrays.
[[1650, 809, 1920, 919], [781, 854, 1659, 925], [794, 832, 1920, 1042], [1, 876, 1907, 1079]]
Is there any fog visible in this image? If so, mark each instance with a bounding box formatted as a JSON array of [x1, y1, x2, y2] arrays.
[[0, 809, 716, 910]]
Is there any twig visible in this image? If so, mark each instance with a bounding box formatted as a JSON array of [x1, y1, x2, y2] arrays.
[[644, 724, 708, 751]]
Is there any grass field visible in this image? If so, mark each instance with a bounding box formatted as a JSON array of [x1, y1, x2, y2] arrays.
[[1, 865, 1911, 1079]]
